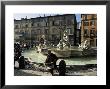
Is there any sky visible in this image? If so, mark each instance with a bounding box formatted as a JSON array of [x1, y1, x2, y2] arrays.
[[76, 14, 81, 22], [14, 14, 81, 22]]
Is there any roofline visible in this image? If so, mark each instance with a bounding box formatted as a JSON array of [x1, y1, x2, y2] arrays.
[[14, 14, 76, 21]]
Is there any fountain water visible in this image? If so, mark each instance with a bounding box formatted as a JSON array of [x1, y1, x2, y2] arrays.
[[37, 31, 97, 57], [52, 30, 72, 58], [52, 30, 97, 57]]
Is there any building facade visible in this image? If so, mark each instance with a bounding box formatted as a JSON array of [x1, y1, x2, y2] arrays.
[[81, 14, 97, 47], [76, 22, 81, 45], [14, 14, 77, 46]]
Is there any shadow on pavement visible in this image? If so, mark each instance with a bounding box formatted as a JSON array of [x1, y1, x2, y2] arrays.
[[14, 69, 41, 76]]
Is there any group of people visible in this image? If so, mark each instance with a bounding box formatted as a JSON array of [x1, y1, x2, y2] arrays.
[[14, 43, 22, 65], [45, 50, 66, 76], [14, 42, 66, 75], [14, 43, 25, 69]]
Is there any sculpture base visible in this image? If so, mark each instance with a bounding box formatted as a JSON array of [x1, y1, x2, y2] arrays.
[[52, 47, 97, 58]]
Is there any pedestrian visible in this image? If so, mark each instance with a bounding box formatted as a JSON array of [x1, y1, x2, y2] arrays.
[[19, 56, 25, 69], [59, 60, 66, 76], [45, 50, 58, 75]]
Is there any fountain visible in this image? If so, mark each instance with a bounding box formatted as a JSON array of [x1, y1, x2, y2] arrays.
[[57, 30, 70, 50], [51, 30, 97, 58], [37, 31, 97, 57], [78, 40, 97, 56], [52, 30, 72, 58], [37, 35, 48, 55], [78, 40, 89, 50]]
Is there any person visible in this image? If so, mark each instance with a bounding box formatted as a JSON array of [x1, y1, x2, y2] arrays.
[[45, 50, 58, 75], [14, 52, 19, 66], [19, 56, 25, 69], [59, 60, 66, 76], [14, 43, 22, 67]]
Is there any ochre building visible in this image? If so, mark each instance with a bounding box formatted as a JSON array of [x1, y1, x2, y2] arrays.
[[81, 14, 97, 47]]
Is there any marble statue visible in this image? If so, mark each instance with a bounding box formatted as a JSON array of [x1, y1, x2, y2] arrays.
[[78, 40, 89, 50], [57, 30, 70, 50]]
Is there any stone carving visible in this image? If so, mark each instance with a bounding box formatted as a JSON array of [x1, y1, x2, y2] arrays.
[[39, 35, 47, 48], [78, 40, 89, 50], [57, 30, 70, 50], [57, 40, 63, 50]]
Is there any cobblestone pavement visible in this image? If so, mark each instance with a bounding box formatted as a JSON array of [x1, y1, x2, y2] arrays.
[[14, 61, 97, 76]]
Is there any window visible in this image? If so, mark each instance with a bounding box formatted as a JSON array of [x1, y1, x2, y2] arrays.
[[83, 15, 87, 20], [67, 28, 72, 34], [45, 29, 48, 34], [91, 14, 95, 19], [59, 21, 64, 26], [84, 29, 87, 34], [54, 21, 59, 26], [83, 21, 89, 26], [15, 25, 19, 29], [37, 23, 41, 27], [90, 29, 96, 37], [26, 24, 28, 28], [90, 29, 94, 34], [52, 21, 55, 26], [84, 29, 89, 37], [31, 22, 34, 26], [67, 20, 71, 25], [45, 22, 48, 26], [90, 21, 95, 26], [90, 40, 94, 46]]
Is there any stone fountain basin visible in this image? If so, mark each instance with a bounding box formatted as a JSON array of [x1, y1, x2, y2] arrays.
[[52, 47, 97, 58], [52, 49, 83, 58]]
